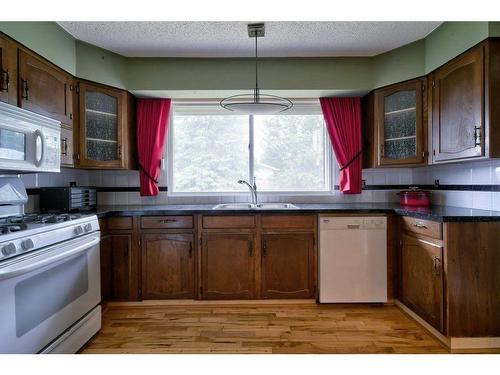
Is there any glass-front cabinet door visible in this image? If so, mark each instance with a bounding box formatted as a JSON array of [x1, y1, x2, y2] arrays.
[[376, 79, 425, 166], [78, 82, 124, 168]]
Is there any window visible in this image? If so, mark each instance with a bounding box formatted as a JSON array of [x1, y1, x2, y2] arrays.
[[169, 101, 333, 194]]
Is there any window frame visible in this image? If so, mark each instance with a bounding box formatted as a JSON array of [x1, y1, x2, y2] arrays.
[[167, 99, 338, 197]]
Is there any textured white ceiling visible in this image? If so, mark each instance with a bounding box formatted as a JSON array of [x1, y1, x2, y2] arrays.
[[58, 22, 441, 58]]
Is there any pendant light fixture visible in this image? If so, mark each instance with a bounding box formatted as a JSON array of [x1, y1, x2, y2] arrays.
[[220, 23, 293, 114]]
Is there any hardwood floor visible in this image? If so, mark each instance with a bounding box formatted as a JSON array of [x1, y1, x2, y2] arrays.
[[81, 301, 448, 354]]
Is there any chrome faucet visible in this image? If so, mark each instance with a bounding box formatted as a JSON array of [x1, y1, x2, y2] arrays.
[[238, 177, 258, 205]]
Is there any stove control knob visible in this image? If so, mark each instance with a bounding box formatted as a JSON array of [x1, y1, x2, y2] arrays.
[[2, 243, 17, 256], [21, 239, 35, 251], [74, 226, 84, 236], [84, 223, 92, 233]]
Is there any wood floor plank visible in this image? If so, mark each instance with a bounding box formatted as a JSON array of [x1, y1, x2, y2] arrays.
[[80, 302, 448, 354]]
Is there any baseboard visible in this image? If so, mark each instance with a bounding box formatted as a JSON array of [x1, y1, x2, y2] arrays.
[[106, 299, 317, 307], [395, 300, 500, 350], [449, 337, 500, 350], [395, 300, 450, 347]]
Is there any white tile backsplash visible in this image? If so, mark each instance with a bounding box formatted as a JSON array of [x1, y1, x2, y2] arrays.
[[19, 157, 499, 212]]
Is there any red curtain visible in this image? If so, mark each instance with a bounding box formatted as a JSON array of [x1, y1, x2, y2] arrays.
[[137, 98, 171, 196], [320, 97, 362, 194]]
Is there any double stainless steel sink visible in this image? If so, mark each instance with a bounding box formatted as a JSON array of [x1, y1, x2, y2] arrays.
[[212, 203, 299, 210]]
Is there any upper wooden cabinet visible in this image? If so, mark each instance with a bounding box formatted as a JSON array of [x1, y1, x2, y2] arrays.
[[0, 33, 17, 105], [76, 80, 137, 169], [430, 39, 500, 163], [363, 78, 427, 168], [430, 44, 484, 162], [18, 49, 73, 126]]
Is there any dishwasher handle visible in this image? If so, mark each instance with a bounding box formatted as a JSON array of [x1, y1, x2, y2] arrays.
[[347, 224, 361, 229]]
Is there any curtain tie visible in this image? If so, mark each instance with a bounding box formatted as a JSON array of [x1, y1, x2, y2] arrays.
[[138, 162, 159, 184], [339, 142, 369, 171]]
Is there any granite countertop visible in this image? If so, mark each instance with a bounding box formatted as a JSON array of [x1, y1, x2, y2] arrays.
[[94, 203, 500, 222]]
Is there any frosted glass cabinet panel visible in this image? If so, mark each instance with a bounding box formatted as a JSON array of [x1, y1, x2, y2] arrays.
[[77, 81, 133, 169], [375, 79, 425, 166]]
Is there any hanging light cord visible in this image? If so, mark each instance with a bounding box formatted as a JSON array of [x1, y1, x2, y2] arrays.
[[254, 33, 259, 102]]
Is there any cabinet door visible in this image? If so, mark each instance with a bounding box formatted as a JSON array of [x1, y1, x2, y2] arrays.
[[78, 82, 124, 168], [200, 233, 254, 299], [18, 49, 73, 126], [0, 34, 17, 105], [376, 79, 425, 166], [400, 234, 444, 332], [261, 233, 315, 299], [60, 127, 74, 167], [141, 233, 194, 299], [100, 234, 134, 301], [432, 45, 484, 162]]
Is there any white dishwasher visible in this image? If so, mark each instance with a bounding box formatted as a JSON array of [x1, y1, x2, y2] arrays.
[[319, 216, 387, 303]]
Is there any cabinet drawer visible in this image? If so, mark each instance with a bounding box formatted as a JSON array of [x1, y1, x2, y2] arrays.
[[107, 217, 133, 231], [261, 215, 315, 230], [141, 216, 193, 229], [401, 216, 442, 239], [202, 215, 255, 229]]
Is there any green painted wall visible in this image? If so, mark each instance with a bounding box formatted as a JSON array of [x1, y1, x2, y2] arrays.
[[489, 22, 500, 37], [76, 41, 127, 89], [1, 21, 499, 96], [125, 56, 372, 92], [425, 22, 489, 73], [0, 22, 76, 74], [372, 39, 426, 88]]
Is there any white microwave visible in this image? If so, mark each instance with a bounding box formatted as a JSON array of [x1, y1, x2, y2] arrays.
[[0, 102, 60, 173]]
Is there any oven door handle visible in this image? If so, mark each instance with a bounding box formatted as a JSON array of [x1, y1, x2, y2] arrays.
[[0, 234, 100, 281]]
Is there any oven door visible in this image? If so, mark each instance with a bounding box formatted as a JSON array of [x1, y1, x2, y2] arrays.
[[0, 232, 100, 353]]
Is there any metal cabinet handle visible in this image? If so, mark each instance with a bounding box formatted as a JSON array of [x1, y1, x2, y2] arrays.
[[21, 79, 29, 100], [61, 138, 68, 155], [189, 242, 193, 258], [433, 256, 441, 276], [124, 244, 129, 257], [248, 241, 253, 256], [262, 240, 267, 257], [474, 126, 482, 147], [159, 219, 177, 224], [117, 145, 122, 158], [0, 68, 9, 92], [413, 222, 427, 229]]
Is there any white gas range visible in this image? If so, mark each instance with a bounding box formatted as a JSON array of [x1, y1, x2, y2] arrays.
[[0, 177, 101, 354]]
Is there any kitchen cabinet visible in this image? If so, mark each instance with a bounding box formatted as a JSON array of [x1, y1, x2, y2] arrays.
[[0, 33, 17, 105], [261, 233, 315, 298], [400, 233, 444, 333], [430, 39, 500, 163], [200, 232, 255, 299], [18, 48, 73, 126], [430, 44, 484, 162], [141, 233, 195, 299], [100, 234, 135, 301], [76, 80, 137, 169], [363, 78, 427, 167], [99, 216, 140, 301]]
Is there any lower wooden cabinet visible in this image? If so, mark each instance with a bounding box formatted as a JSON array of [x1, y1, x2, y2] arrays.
[[100, 234, 135, 301], [200, 233, 255, 299], [400, 234, 444, 332], [141, 233, 195, 299], [261, 233, 315, 299]]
